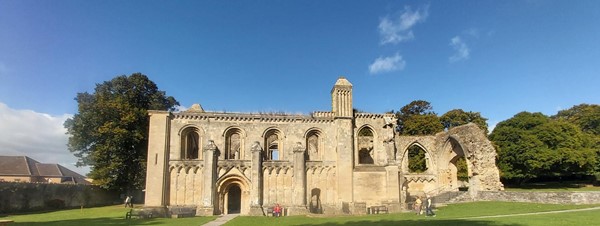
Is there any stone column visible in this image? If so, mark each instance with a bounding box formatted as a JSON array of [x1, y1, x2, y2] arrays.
[[249, 142, 265, 216], [288, 142, 308, 215], [335, 118, 354, 212], [384, 165, 401, 213], [143, 111, 171, 216], [198, 140, 217, 216]]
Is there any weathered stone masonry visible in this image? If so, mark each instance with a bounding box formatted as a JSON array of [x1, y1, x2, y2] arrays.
[[144, 77, 504, 216]]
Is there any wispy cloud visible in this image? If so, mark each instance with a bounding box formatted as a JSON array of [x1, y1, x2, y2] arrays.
[[0, 102, 90, 175], [378, 5, 429, 45], [449, 36, 470, 62], [369, 53, 406, 74]]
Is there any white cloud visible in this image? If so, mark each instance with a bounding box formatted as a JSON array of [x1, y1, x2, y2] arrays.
[[449, 36, 470, 62], [369, 53, 406, 74], [379, 5, 429, 45], [0, 102, 90, 175]]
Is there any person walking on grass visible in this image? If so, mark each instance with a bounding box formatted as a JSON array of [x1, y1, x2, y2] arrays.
[[425, 195, 435, 217], [124, 195, 133, 208], [414, 196, 422, 215]]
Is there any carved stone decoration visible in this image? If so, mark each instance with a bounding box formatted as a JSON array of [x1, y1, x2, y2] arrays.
[[251, 141, 262, 153], [204, 140, 217, 153]]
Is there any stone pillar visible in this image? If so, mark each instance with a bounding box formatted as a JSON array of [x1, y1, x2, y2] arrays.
[[144, 111, 171, 208], [335, 118, 354, 211], [384, 165, 401, 213], [331, 77, 355, 212], [198, 140, 217, 216], [288, 142, 308, 215], [249, 142, 265, 216]]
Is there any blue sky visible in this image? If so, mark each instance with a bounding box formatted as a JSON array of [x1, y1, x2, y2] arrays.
[[1, 1, 599, 175]]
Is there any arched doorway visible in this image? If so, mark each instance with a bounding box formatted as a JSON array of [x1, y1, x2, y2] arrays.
[[444, 137, 471, 191], [227, 185, 241, 214], [216, 173, 250, 215]]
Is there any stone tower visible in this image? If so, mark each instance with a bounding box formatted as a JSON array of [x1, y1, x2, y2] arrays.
[[331, 77, 354, 208], [331, 77, 353, 118]]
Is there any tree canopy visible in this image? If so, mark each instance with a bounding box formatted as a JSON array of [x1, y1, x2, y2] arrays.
[[489, 112, 597, 184], [440, 109, 489, 134], [396, 100, 443, 135], [554, 104, 600, 136], [64, 73, 179, 191]]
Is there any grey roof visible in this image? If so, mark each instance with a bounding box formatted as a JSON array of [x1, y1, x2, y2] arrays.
[[0, 156, 40, 176], [0, 155, 89, 184]]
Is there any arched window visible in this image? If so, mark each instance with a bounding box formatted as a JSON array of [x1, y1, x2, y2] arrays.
[[181, 128, 200, 159], [357, 127, 374, 164], [407, 144, 428, 173], [225, 129, 242, 160], [306, 130, 321, 161], [264, 129, 283, 161]]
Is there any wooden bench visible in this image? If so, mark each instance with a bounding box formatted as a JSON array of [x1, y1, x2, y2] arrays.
[[0, 220, 14, 226], [125, 209, 153, 219], [368, 205, 388, 214], [169, 207, 196, 218]]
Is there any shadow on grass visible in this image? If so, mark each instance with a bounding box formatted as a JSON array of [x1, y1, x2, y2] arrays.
[[11, 217, 164, 226], [294, 219, 525, 226], [504, 181, 595, 190]]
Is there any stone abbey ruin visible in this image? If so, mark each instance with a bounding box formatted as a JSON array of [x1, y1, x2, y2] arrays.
[[144, 77, 503, 216]]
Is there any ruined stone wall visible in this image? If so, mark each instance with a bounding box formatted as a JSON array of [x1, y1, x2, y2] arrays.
[[169, 113, 338, 162], [437, 123, 504, 192], [477, 191, 600, 205], [354, 114, 392, 166]]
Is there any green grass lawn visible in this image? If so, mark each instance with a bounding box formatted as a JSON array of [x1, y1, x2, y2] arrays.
[[1, 202, 599, 226], [0, 205, 216, 226]]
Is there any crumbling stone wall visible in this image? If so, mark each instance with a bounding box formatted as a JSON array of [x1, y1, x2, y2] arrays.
[[437, 123, 504, 192]]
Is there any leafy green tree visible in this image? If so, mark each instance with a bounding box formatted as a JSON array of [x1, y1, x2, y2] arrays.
[[396, 100, 443, 135], [64, 73, 179, 191], [440, 109, 489, 134], [490, 112, 596, 184], [408, 145, 428, 173], [554, 104, 600, 136], [455, 156, 469, 182]]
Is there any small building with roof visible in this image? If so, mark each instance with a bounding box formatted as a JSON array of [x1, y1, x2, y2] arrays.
[[0, 155, 90, 185]]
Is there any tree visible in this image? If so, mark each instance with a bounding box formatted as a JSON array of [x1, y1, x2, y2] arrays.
[[395, 100, 443, 135], [554, 104, 600, 136], [408, 145, 428, 173], [64, 73, 179, 191], [440, 109, 489, 134], [489, 112, 596, 184]]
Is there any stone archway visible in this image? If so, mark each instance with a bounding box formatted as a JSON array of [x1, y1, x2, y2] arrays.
[[216, 174, 250, 215], [438, 123, 504, 193]]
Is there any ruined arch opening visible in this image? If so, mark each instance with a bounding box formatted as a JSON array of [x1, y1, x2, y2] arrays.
[[447, 138, 470, 190], [264, 129, 283, 161], [357, 127, 374, 164], [180, 127, 200, 159], [306, 130, 321, 161], [225, 128, 243, 160], [407, 144, 428, 173]]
